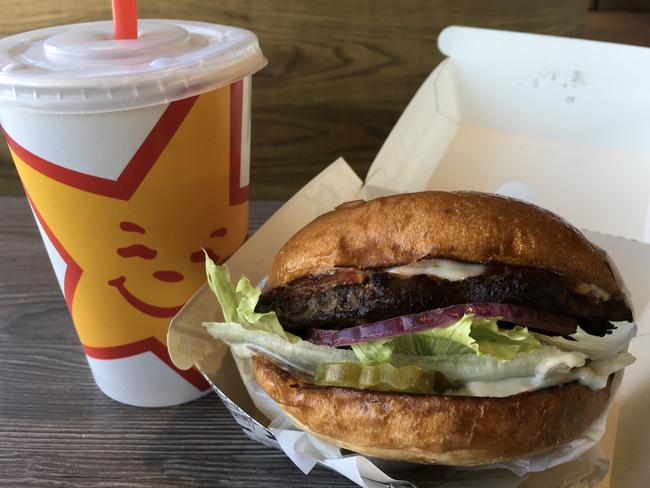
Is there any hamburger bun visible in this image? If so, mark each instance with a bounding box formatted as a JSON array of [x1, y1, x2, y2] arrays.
[[269, 191, 619, 294], [252, 355, 612, 465]]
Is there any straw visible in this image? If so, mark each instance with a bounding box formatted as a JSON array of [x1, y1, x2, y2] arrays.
[[112, 0, 138, 40]]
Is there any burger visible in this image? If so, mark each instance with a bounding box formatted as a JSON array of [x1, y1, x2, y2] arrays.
[[203, 191, 636, 465]]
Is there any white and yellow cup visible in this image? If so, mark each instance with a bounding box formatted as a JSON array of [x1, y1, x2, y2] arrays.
[[0, 20, 266, 406]]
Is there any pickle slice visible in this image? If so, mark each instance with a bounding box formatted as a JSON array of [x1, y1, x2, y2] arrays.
[[314, 362, 362, 389], [314, 362, 454, 394]]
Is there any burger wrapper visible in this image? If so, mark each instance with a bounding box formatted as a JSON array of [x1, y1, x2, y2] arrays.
[[169, 26, 650, 487]]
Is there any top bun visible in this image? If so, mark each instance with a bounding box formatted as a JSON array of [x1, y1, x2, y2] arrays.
[[268, 191, 620, 294]]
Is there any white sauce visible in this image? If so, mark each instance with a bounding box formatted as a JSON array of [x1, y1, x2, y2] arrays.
[[386, 259, 486, 281], [446, 352, 633, 397], [447, 367, 606, 397]]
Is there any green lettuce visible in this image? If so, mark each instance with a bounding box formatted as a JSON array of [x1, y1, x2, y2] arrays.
[[351, 339, 394, 365], [470, 319, 541, 359], [204, 321, 357, 373], [352, 315, 540, 365], [203, 319, 588, 383], [205, 256, 298, 343], [534, 322, 636, 360]]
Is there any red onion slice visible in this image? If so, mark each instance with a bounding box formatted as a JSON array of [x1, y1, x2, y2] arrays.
[[306, 303, 578, 347]]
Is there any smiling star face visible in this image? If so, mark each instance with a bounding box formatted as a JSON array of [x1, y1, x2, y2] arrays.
[[106, 222, 211, 316]]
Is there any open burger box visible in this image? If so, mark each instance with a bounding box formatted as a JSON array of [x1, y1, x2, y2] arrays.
[[168, 26, 650, 487]]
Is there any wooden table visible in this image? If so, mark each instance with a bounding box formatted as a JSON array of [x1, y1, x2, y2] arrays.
[[0, 197, 354, 487]]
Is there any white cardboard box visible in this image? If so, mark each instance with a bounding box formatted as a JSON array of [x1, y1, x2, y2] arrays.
[[169, 26, 650, 487]]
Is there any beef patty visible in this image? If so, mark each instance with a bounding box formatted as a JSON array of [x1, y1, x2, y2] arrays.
[[256, 267, 632, 336]]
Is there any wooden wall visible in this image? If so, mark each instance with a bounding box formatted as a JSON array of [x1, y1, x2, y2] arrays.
[[0, 1, 591, 198]]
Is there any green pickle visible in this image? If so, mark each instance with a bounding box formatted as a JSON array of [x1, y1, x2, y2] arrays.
[[314, 362, 363, 389], [314, 362, 453, 394]]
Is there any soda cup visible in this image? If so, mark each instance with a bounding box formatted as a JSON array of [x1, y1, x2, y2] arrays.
[[0, 20, 266, 406]]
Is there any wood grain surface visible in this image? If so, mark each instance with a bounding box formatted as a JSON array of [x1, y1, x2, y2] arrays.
[[0, 0, 591, 199], [585, 11, 650, 45], [0, 197, 361, 487]]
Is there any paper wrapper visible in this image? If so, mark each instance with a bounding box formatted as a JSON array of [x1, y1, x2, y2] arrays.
[[169, 26, 650, 487]]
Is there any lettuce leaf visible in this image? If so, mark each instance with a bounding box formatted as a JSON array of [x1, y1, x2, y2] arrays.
[[351, 339, 394, 365], [352, 315, 541, 365], [470, 319, 541, 359], [205, 321, 356, 373], [205, 255, 298, 343], [203, 319, 589, 383], [534, 322, 636, 359], [393, 314, 476, 356]]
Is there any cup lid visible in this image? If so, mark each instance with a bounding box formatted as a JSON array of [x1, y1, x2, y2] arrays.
[[0, 19, 267, 114]]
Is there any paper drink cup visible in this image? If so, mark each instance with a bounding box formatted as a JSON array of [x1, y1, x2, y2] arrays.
[[0, 20, 266, 406]]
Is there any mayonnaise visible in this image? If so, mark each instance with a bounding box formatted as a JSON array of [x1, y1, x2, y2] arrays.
[[446, 351, 633, 397], [386, 259, 486, 281]]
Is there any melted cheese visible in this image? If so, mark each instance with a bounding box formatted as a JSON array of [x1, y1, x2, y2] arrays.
[[386, 259, 486, 281]]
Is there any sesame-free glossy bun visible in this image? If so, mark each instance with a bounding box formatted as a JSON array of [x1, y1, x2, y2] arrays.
[[268, 191, 619, 294], [252, 355, 612, 466]]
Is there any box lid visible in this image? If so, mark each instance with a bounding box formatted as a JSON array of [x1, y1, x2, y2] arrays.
[[367, 26, 650, 243]]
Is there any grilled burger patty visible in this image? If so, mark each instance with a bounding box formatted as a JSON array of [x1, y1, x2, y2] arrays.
[[256, 267, 632, 336]]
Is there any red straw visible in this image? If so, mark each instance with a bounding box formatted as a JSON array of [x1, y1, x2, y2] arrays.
[[112, 0, 138, 40]]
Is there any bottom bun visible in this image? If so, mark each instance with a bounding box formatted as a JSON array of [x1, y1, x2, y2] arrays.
[[251, 355, 612, 465]]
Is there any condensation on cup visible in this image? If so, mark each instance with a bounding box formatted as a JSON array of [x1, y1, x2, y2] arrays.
[[0, 20, 266, 406]]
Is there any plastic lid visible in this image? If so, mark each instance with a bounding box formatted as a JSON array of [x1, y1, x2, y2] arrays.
[[0, 19, 267, 114]]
